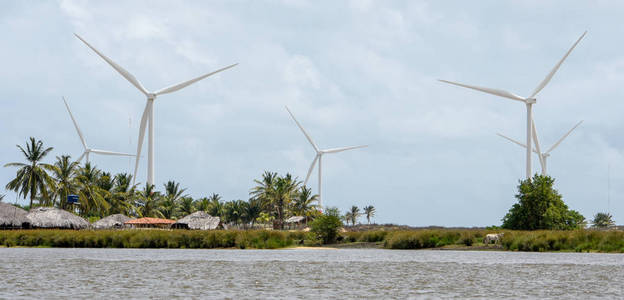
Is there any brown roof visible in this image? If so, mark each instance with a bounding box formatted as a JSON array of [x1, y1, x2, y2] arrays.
[[125, 217, 175, 225]]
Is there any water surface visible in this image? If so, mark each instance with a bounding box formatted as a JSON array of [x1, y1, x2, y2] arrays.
[[1, 248, 622, 299]]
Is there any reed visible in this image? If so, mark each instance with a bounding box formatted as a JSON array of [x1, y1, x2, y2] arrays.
[[0, 229, 299, 249]]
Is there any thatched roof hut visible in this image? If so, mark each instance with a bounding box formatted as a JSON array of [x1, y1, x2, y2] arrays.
[[172, 211, 221, 230], [125, 217, 175, 229], [24, 207, 89, 229], [92, 214, 133, 229], [0, 202, 28, 229]]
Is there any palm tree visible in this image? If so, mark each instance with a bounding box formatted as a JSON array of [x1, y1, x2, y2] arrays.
[[75, 163, 110, 217], [271, 174, 300, 229], [292, 186, 319, 224], [344, 212, 352, 226], [178, 196, 195, 217], [0, 194, 4, 202], [207, 193, 224, 217], [250, 171, 278, 210], [244, 198, 262, 228], [363, 205, 376, 224], [164, 180, 186, 202], [4, 137, 55, 208], [195, 197, 210, 212], [349, 206, 360, 225], [136, 183, 163, 218], [109, 173, 137, 215], [49, 155, 79, 209]]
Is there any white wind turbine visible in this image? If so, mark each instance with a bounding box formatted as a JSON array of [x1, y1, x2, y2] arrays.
[[63, 97, 134, 163], [497, 120, 583, 175], [439, 31, 586, 179], [285, 106, 367, 209], [75, 34, 237, 186]]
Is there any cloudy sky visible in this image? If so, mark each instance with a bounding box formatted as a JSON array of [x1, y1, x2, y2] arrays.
[[2, 1, 623, 226]]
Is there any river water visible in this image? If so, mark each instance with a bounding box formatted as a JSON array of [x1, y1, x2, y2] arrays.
[[0, 248, 622, 299]]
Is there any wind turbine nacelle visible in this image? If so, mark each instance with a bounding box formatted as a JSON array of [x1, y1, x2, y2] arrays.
[[526, 98, 536, 104]]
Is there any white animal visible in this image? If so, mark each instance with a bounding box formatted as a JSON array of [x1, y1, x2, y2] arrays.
[[484, 233, 504, 245]]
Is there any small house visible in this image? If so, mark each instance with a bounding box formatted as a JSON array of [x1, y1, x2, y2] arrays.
[[24, 207, 89, 229], [0, 202, 28, 229]]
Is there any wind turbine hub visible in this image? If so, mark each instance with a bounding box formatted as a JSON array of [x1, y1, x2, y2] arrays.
[[525, 98, 536, 104], [147, 94, 157, 100]]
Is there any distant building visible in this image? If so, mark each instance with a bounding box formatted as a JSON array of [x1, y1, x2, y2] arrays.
[[125, 217, 175, 229]]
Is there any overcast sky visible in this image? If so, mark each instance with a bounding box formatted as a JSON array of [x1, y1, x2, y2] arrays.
[[2, 1, 623, 226]]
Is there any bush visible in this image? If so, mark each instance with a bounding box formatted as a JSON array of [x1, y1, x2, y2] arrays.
[[502, 175, 585, 230], [310, 214, 343, 244]]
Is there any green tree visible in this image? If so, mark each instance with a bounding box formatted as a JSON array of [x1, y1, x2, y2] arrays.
[[4, 137, 55, 208], [49, 155, 79, 210], [310, 209, 343, 244], [291, 186, 319, 224], [196, 197, 210, 212], [250, 171, 278, 211], [349, 205, 361, 225], [592, 212, 615, 228], [206, 193, 224, 217], [502, 175, 585, 230], [75, 163, 110, 217], [271, 174, 300, 229], [343, 212, 352, 226], [109, 173, 137, 215], [0, 194, 4, 202], [244, 198, 263, 228], [178, 196, 195, 217], [136, 183, 164, 218], [363, 205, 376, 224]]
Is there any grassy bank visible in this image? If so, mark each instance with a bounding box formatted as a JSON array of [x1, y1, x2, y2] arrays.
[[0, 229, 311, 249], [342, 229, 624, 253], [2, 229, 623, 252]]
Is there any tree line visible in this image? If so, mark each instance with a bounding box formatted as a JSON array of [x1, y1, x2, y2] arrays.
[[3, 137, 376, 229]]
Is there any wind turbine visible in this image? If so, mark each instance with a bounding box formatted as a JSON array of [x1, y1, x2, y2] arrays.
[[285, 106, 367, 209], [63, 97, 134, 163], [439, 31, 586, 179], [497, 120, 583, 175], [75, 34, 237, 186]]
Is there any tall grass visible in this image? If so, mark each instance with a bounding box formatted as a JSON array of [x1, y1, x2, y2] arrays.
[[381, 229, 624, 252], [0, 230, 303, 249]]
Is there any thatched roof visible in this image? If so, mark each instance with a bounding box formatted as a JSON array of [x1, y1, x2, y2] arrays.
[[25, 207, 89, 229], [0, 202, 28, 228], [173, 211, 221, 230], [285, 216, 305, 223], [125, 217, 175, 225], [92, 214, 133, 229]]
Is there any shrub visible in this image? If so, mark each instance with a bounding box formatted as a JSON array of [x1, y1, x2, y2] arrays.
[[310, 214, 343, 244]]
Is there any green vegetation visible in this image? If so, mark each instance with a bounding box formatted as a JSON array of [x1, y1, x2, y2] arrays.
[[592, 212, 615, 228], [0, 229, 309, 249], [3, 138, 321, 229], [502, 175, 585, 230], [310, 208, 343, 244]]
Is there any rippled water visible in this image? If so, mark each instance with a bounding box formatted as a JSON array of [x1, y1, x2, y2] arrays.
[[1, 248, 622, 299]]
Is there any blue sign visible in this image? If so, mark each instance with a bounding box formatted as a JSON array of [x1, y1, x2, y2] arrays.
[[67, 195, 79, 204]]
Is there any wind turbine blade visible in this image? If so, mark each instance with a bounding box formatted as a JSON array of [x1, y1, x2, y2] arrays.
[[530, 31, 587, 98], [133, 101, 151, 183], [531, 118, 545, 170], [439, 79, 526, 102], [74, 34, 149, 96], [155, 63, 238, 95], [62, 97, 88, 149], [546, 120, 584, 154], [322, 145, 368, 154], [304, 155, 319, 186], [285, 106, 319, 151], [90, 149, 135, 156], [76, 151, 87, 163]]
